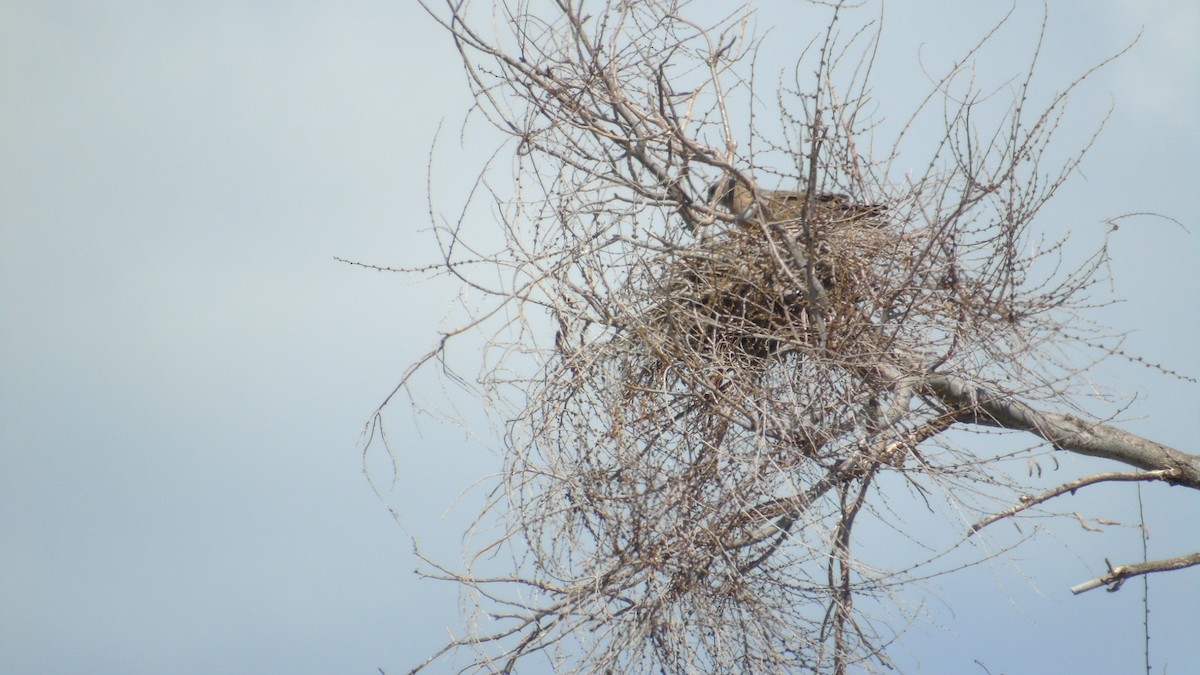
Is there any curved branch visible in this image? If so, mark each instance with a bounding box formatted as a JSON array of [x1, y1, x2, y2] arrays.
[[919, 374, 1200, 489], [967, 469, 1178, 536]]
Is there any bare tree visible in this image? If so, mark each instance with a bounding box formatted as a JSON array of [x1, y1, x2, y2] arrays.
[[363, 2, 1198, 673]]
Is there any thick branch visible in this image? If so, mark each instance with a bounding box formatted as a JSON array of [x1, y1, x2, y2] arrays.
[[1070, 552, 1200, 594], [919, 374, 1200, 489]]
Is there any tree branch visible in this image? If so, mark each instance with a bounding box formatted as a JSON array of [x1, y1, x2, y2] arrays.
[[967, 470, 1178, 536], [918, 374, 1200, 489], [1070, 552, 1200, 595]]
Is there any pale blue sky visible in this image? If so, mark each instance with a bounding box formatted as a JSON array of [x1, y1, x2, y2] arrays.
[[1, 2, 1197, 674]]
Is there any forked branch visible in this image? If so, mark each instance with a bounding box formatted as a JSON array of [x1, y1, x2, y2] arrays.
[[1071, 552, 1200, 595]]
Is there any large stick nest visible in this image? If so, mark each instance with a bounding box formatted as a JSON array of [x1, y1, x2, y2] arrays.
[[644, 217, 904, 366]]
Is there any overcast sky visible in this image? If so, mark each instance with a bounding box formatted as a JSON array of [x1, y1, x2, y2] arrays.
[[1, 2, 1197, 674]]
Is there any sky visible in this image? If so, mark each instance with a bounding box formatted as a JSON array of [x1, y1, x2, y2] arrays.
[[1, 2, 1197, 674]]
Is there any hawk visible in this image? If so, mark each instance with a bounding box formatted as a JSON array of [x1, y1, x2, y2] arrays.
[[706, 175, 883, 233]]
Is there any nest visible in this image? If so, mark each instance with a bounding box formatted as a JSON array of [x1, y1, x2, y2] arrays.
[[643, 220, 899, 364]]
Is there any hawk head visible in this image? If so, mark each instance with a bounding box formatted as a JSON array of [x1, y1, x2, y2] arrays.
[[705, 174, 757, 222]]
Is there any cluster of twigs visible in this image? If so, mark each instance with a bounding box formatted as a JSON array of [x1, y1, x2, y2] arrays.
[[489, 186, 1059, 671], [380, 2, 1200, 673]]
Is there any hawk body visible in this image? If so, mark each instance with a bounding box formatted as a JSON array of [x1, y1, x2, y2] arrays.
[[707, 176, 883, 233]]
